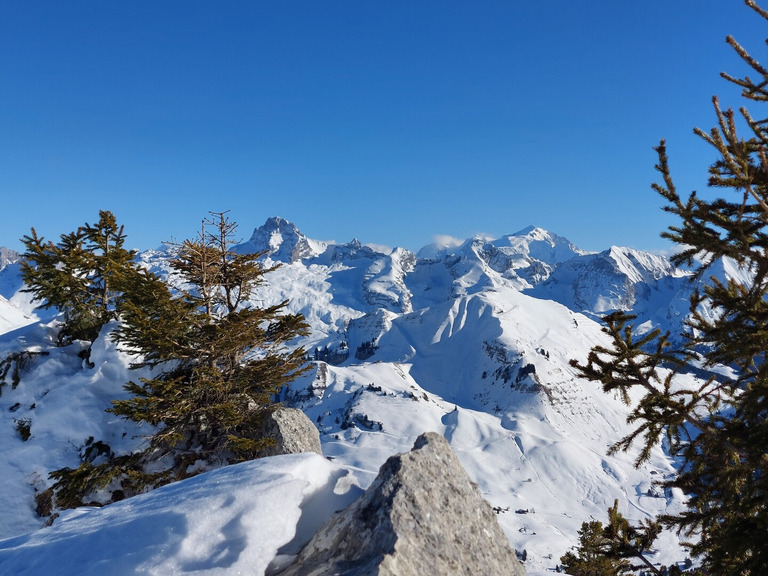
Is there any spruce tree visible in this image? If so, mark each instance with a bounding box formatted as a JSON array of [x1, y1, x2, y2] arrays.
[[112, 212, 310, 468], [561, 501, 662, 576], [571, 2, 768, 573], [20, 210, 136, 344], [49, 212, 310, 506]]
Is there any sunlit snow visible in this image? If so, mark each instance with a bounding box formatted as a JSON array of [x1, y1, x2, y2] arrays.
[[0, 221, 715, 574]]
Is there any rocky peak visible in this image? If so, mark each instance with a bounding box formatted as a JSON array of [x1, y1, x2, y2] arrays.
[[234, 217, 325, 263], [428, 226, 585, 290], [327, 238, 378, 262], [604, 246, 676, 284], [0, 247, 20, 271]]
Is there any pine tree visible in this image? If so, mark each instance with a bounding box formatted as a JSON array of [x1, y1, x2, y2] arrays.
[[571, 2, 768, 573], [561, 501, 661, 576], [20, 210, 136, 344], [112, 212, 310, 468], [561, 520, 630, 576]]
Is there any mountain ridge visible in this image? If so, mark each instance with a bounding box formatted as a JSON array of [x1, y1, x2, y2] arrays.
[[0, 216, 714, 573]]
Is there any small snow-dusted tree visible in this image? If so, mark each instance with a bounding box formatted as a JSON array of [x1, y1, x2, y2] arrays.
[[571, 2, 768, 574], [20, 210, 136, 345]]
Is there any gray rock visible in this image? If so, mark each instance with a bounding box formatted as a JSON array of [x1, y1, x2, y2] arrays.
[[276, 432, 525, 576], [0, 247, 19, 270], [257, 407, 322, 458]]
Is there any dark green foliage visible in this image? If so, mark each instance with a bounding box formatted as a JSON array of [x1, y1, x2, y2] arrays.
[[0, 350, 49, 394], [49, 455, 165, 509], [44, 211, 310, 509], [355, 339, 378, 360], [570, 2, 768, 574], [561, 521, 629, 576], [112, 212, 310, 468], [560, 500, 661, 576], [14, 418, 31, 441], [20, 210, 137, 344]]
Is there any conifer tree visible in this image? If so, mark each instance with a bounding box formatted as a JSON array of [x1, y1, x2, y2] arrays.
[[561, 501, 662, 575], [20, 210, 136, 344], [49, 213, 310, 506], [571, 2, 768, 573], [112, 212, 310, 468], [560, 519, 630, 576]]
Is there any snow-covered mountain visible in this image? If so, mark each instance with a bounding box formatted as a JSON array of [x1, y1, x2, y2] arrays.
[[232, 216, 327, 263], [0, 218, 711, 573], [0, 250, 39, 334]]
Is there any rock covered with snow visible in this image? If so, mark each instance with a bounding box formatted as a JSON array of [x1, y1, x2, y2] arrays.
[[0, 247, 19, 270], [411, 226, 589, 298], [257, 407, 323, 458], [276, 432, 525, 576]]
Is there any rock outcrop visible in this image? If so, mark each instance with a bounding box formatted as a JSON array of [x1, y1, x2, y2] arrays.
[[257, 407, 323, 458], [0, 247, 19, 271], [276, 432, 525, 576]]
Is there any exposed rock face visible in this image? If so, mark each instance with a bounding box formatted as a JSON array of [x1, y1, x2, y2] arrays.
[[276, 432, 525, 576], [0, 247, 19, 271], [257, 407, 323, 458]]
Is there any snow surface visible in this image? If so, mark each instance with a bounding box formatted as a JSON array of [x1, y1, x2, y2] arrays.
[[0, 219, 720, 574], [0, 454, 362, 575]]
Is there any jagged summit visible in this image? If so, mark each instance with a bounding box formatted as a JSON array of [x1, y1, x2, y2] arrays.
[[417, 226, 583, 267], [0, 247, 20, 271], [233, 216, 326, 263], [412, 226, 587, 291]]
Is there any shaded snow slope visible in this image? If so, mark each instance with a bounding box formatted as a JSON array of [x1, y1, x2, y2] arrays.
[[282, 289, 689, 571], [0, 321, 153, 538], [0, 262, 42, 333]]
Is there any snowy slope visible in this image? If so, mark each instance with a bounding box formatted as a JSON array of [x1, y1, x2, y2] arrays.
[[0, 218, 712, 573], [0, 453, 362, 575], [0, 261, 44, 335]]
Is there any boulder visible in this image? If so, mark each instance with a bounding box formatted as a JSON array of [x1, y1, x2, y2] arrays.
[[257, 407, 323, 458], [275, 432, 525, 576]]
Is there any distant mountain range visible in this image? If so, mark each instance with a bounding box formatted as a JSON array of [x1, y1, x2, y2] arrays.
[[0, 217, 729, 572]]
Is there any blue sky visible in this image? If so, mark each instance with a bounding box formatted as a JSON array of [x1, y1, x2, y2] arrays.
[[1, 1, 765, 254]]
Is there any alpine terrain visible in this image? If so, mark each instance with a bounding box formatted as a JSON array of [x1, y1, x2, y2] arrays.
[[0, 216, 727, 574]]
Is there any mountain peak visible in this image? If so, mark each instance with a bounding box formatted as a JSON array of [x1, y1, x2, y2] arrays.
[[262, 216, 294, 231], [0, 247, 20, 271], [233, 217, 325, 262], [491, 226, 585, 265], [512, 224, 543, 237], [508, 225, 569, 245]]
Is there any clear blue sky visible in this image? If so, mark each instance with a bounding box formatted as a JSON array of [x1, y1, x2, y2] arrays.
[[1, 1, 765, 254]]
